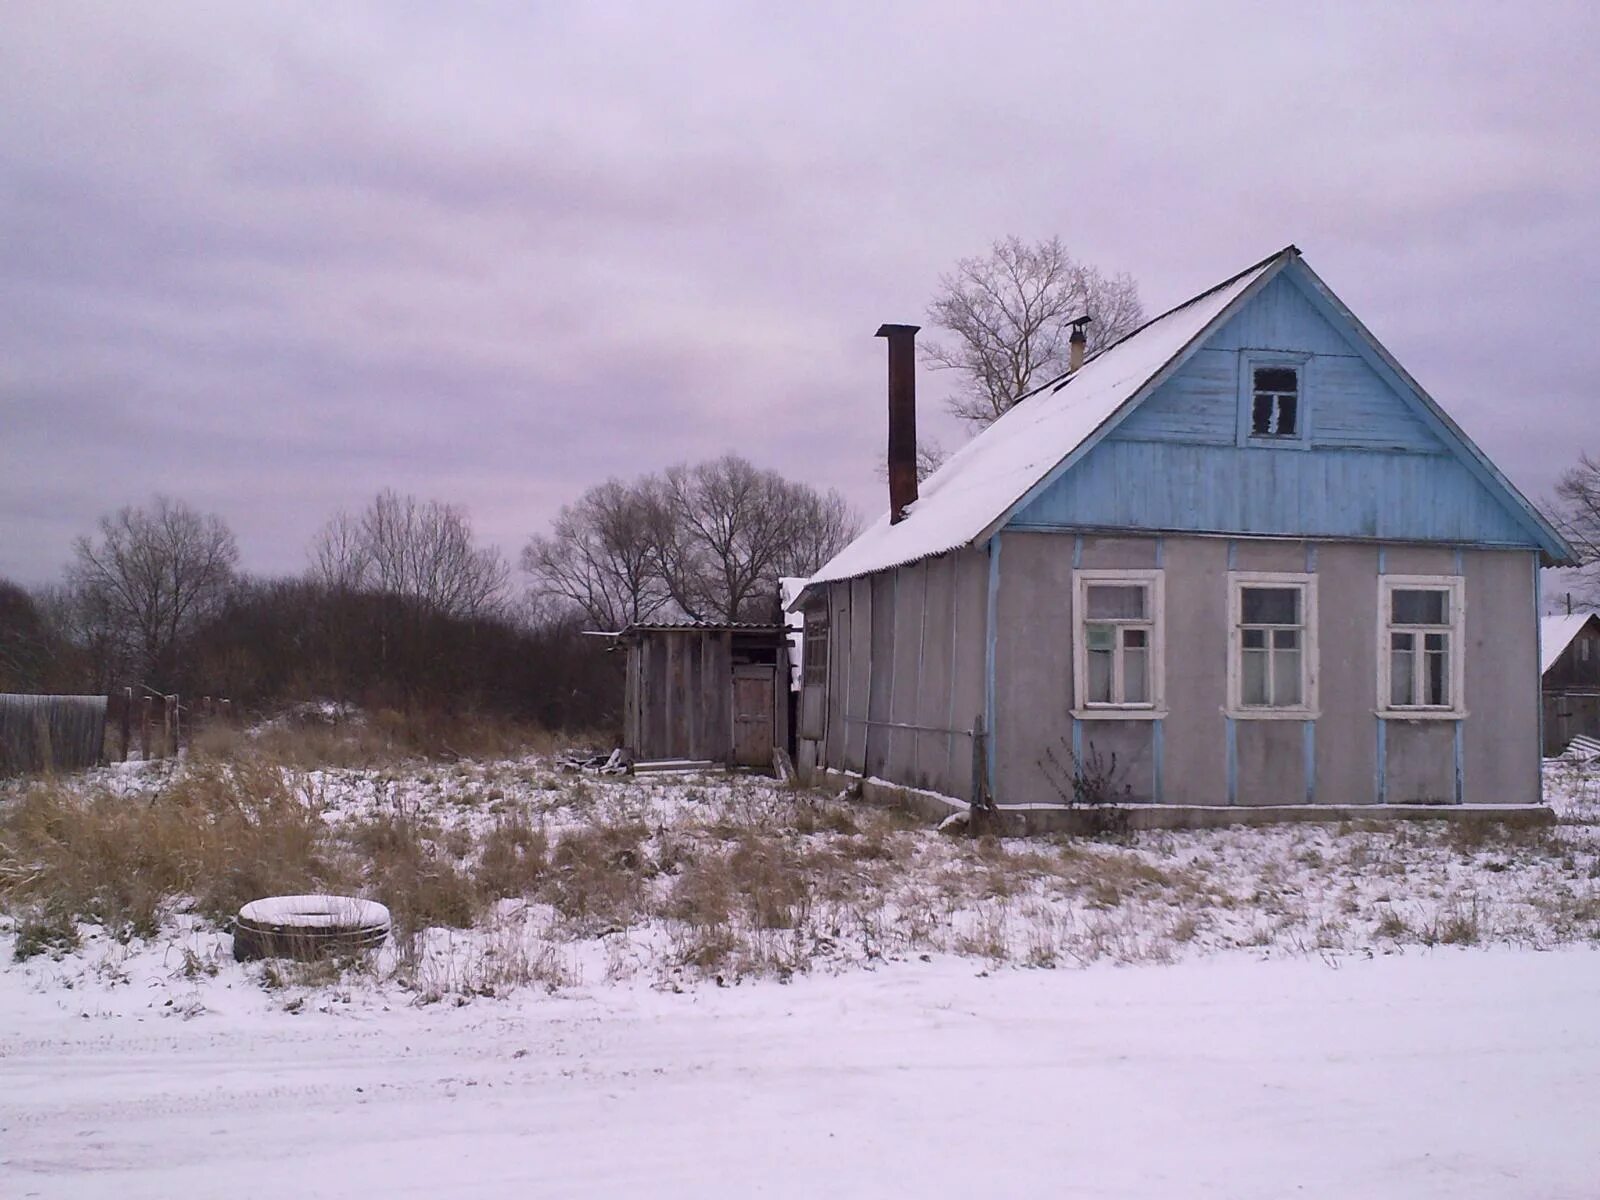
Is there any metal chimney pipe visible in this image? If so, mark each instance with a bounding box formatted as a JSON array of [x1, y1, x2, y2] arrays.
[[1068, 315, 1092, 374], [876, 323, 919, 524]]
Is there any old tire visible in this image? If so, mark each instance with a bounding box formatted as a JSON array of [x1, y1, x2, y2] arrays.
[[231, 895, 391, 962]]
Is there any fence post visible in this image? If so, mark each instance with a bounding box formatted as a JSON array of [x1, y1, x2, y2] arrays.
[[164, 695, 178, 758], [120, 688, 133, 762], [139, 695, 152, 760]]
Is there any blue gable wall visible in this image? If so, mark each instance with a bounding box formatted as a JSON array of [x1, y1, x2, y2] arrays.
[[1008, 269, 1543, 548]]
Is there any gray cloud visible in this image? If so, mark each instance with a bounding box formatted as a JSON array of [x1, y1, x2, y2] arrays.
[[2, 0, 1597, 584]]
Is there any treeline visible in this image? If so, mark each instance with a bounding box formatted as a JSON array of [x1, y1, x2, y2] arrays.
[[0, 457, 859, 730]]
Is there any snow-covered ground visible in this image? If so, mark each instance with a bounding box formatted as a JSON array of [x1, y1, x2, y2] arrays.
[[2, 751, 1598, 1195], [3, 949, 1597, 1198]]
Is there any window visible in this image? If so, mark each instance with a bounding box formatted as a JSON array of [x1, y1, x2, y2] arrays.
[[1251, 367, 1299, 438], [1228, 573, 1317, 716], [1237, 352, 1311, 447], [1378, 576, 1465, 717], [802, 612, 829, 687], [1073, 570, 1164, 717]]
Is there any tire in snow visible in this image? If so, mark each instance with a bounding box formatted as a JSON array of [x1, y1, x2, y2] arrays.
[[231, 894, 391, 962]]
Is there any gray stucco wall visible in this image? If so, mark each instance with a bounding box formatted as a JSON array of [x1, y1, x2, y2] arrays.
[[806, 546, 986, 800], [809, 533, 1538, 809], [1463, 550, 1541, 805], [990, 532, 1538, 808]]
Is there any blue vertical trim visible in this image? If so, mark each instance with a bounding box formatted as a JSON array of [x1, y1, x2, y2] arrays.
[[1225, 717, 1237, 805], [1376, 717, 1387, 805], [984, 534, 1001, 799], [1305, 543, 1318, 573], [1534, 553, 1543, 802], [1226, 539, 1238, 571], [1153, 536, 1164, 568], [1376, 544, 1387, 805], [1453, 546, 1466, 803], [1303, 720, 1316, 805], [1070, 534, 1082, 779], [1152, 719, 1164, 802], [1453, 719, 1464, 805]]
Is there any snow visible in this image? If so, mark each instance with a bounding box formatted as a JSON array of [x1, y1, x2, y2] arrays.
[[804, 252, 1285, 587], [1541, 612, 1595, 674], [4, 753, 1600, 1195], [238, 895, 391, 929], [2, 949, 1598, 1198]]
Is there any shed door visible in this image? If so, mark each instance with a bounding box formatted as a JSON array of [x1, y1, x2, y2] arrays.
[[732, 666, 776, 767]]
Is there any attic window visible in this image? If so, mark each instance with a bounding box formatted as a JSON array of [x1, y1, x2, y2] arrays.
[[1251, 367, 1299, 438]]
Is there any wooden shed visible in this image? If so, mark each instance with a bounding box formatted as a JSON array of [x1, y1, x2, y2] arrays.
[[619, 622, 791, 768], [1541, 613, 1600, 755]]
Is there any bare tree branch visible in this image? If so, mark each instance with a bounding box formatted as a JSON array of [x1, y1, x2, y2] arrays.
[[924, 235, 1144, 429]]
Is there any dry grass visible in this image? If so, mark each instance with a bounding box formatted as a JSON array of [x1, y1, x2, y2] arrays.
[[0, 759, 349, 945], [191, 708, 567, 771], [5, 739, 1600, 990]]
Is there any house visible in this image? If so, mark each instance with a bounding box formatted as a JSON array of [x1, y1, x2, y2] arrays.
[[790, 246, 1578, 828], [618, 622, 791, 769], [1540, 612, 1600, 756]]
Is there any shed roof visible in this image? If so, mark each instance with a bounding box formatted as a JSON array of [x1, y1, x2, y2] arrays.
[[1541, 612, 1599, 674], [615, 620, 786, 636], [800, 245, 1576, 600]]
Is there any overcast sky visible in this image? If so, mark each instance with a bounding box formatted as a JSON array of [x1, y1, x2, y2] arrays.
[[3, 1, 1596, 585]]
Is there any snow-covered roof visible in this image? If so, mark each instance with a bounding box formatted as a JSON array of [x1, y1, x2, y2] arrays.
[[805, 248, 1291, 588], [1541, 613, 1598, 674]]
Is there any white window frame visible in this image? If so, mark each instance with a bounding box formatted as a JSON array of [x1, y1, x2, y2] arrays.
[[1226, 571, 1319, 719], [1072, 569, 1166, 719], [1235, 350, 1313, 449], [1377, 575, 1466, 719]]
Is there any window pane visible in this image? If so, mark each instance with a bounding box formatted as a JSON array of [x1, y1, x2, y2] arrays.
[[1274, 648, 1302, 706], [1254, 367, 1298, 394], [1271, 628, 1300, 650], [1087, 647, 1113, 703], [1242, 628, 1266, 650], [1243, 587, 1299, 625], [1086, 624, 1115, 651], [1122, 627, 1147, 649], [1391, 640, 1415, 706], [1391, 589, 1448, 625], [1274, 394, 1298, 436], [1086, 585, 1145, 619], [1242, 649, 1269, 705], [1251, 394, 1275, 436], [1123, 648, 1148, 704], [1425, 644, 1449, 706]]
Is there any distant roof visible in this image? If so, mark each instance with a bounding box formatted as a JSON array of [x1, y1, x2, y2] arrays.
[[1541, 612, 1599, 674], [614, 620, 786, 636], [800, 244, 1576, 598], [804, 248, 1290, 587]]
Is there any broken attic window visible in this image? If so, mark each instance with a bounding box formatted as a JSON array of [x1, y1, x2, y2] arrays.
[[1250, 366, 1300, 438]]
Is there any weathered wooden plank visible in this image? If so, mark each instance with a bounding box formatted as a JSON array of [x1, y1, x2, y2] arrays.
[[0, 694, 108, 775]]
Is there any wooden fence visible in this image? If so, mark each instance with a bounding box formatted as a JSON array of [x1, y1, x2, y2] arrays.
[[0, 690, 235, 776], [0, 694, 108, 775]]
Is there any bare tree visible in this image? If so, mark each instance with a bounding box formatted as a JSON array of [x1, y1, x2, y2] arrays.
[[67, 496, 239, 687], [776, 481, 862, 579], [1549, 453, 1600, 600], [521, 479, 669, 630], [525, 458, 861, 628], [924, 235, 1144, 428], [650, 456, 861, 622], [311, 490, 508, 618]]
